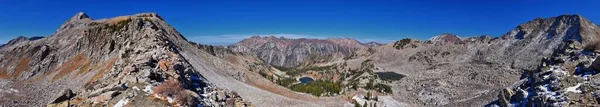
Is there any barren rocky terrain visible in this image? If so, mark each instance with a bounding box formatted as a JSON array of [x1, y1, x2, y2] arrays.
[[1, 12, 600, 107]]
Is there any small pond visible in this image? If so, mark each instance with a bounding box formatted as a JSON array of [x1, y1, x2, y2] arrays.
[[376, 72, 406, 81], [299, 77, 314, 83]]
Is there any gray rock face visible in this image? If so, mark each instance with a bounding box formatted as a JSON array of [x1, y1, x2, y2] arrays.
[[230, 36, 368, 68], [477, 14, 600, 71], [219, 14, 600, 106], [358, 14, 600, 106], [493, 39, 600, 106]]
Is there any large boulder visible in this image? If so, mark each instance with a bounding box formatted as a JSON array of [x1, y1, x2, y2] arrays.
[[50, 89, 75, 104], [591, 57, 600, 71], [497, 88, 514, 107]]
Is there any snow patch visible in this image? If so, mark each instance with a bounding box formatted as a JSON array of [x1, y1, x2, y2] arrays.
[[132, 86, 140, 91], [565, 83, 583, 93], [9, 88, 18, 93], [143, 85, 153, 95], [167, 97, 175, 103], [113, 98, 129, 107]]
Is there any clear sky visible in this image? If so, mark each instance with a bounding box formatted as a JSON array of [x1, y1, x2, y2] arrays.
[[1, 0, 599, 45]]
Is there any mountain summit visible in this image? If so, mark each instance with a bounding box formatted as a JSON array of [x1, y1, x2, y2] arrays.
[[502, 14, 600, 44], [428, 33, 462, 44]]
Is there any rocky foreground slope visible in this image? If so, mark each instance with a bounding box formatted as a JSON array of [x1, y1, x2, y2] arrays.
[[495, 40, 600, 106], [358, 14, 600, 106], [229, 14, 600, 106], [0, 12, 307, 107]]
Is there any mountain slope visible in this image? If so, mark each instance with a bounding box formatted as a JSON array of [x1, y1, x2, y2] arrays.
[[0, 12, 256, 106], [230, 36, 368, 68], [494, 40, 600, 106], [347, 14, 600, 106]]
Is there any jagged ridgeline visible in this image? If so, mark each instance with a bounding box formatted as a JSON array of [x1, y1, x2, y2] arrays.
[[0, 12, 253, 107]]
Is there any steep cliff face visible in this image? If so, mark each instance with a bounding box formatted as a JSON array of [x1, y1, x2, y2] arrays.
[[230, 36, 368, 68]]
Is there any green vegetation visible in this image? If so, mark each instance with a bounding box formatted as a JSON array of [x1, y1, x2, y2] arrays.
[[373, 95, 378, 101], [353, 100, 361, 107], [258, 71, 274, 82], [276, 77, 296, 87], [285, 70, 303, 76], [107, 19, 131, 32], [361, 59, 374, 72], [272, 65, 295, 71], [374, 84, 393, 93], [297, 65, 334, 73], [365, 91, 372, 100], [89, 22, 100, 26], [290, 80, 342, 96], [280, 65, 335, 76]]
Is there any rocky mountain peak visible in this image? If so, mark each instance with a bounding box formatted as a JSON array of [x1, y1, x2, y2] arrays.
[[1, 36, 29, 46], [428, 33, 462, 44], [502, 14, 600, 45], [70, 12, 91, 21], [58, 12, 93, 31], [0, 12, 254, 106]]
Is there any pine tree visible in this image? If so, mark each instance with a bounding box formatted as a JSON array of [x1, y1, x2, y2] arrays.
[[366, 92, 371, 100], [374, 95, 378, 101], [353, 100, 361, 107]]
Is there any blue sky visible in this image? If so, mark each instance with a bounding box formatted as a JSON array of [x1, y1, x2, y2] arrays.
[[1, 0, 599, 45]]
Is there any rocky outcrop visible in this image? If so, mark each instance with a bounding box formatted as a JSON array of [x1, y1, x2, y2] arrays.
[[502, 15, 600, 44], [0, 12, 251, 107], [493, 39, 600, 106], [391, 38, 422, 50], [363, 14, 600, 106]]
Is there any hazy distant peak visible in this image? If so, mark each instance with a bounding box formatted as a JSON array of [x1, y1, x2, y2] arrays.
[[428, 33, 462, 44]]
